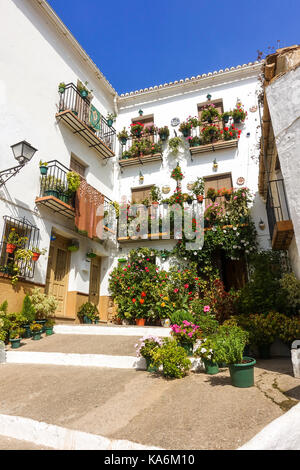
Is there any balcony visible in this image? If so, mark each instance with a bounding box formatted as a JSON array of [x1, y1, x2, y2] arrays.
[[35, 160, 75, 219], [119, 131, 163, 167], [188, 122, 238, 157], [56, 83, 116, 159], [266, 179, 294, 250]]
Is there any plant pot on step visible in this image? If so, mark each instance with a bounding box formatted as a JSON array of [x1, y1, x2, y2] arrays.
[[203, 359, 219, 375], [32, 332, 41, 341], [36, 319, 46, 332], [83, 315, 92, 324], [135, 318, 146, 326], [45, 327, 54, 336], [229, 357, 256, 388], [10, 338, 21, 349], [146, 357, 159, 373]]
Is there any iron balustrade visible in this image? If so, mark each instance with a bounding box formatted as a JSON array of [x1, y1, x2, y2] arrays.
[[39, 160, 75, 207], [266, 179, 291, 240], [58, 83, 116, 153], [119, 131, 162, 160]]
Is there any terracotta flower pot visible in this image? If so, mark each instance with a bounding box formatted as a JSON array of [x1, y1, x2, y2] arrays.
[[32, 252, 40, 262], [6, 243, 16, 254], [135, 318, 146, 326], [197, 195, 204, 203]]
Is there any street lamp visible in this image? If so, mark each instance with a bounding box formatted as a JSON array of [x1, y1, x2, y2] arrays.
[[0, 140, 37, 187]]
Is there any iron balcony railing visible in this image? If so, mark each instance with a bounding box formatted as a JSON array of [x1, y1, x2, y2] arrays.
[[266, 179, 291, 240], [119, 131, 162, 160], [58, 83, 116, 153], [39, 160, 75, 207]]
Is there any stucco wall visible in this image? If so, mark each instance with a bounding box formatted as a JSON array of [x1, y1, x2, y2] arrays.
[[266, 65, 300, 277]]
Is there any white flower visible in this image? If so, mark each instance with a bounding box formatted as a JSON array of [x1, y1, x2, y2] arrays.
[[223, 230, 227, 233], [233, 226, 237, 231], [212, 226, 217, 231], [236, 232, 240, 236], [201, 347, 207, 353], [246, 250, 249, 254], [233, 245, 237, 249]]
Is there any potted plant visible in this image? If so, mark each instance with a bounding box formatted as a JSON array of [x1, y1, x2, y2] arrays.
[[106, 113, 116, 127], [67, 171, 81, 195], [206, 187, 218, 202], [186, 194, 194, 205], [130, 122, 144, 137], [201, 125, 221, 143], [231, 105, 247, 123], [29, 288, 58, 331], [222, 125, 241, 141], [5, 229, 27, 254], [30, 322, 43, 340], [135, 335, 163, 372], [221, 111, 231, 124], [194, 337, 219, 375], [58, 82, 66, 94], [151, 338, 191, 378], [68, 240, 79, 252], [168, 136, 183, 154], [86, 251, 97, 259], [201, 104, 220, 123], [122, 150, 132, 160], [187, 136, 202, 147], [77, 302, 99, 324], [150, 185, 161, 205], [170, 321, 200, 356], [117, 128, 129, 145], [9, 327, 24, 349], [171, 164, 184, 182], [39, 161, 48, 176], [179, 120, 192, 137], [192, 177, 205, 203], [77, 81, 90, 99], [45, 318, 55, 336], [213, 324, 255, 388], [158, 126, 170, 141], [31, 247, 47, 262]]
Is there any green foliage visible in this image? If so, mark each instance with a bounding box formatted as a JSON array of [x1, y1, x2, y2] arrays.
[[30, 322, 43, 333], [151, 338, 191, 379], [21, 295, 35, 324], [77, 302, 99, 321], [168, 137, 182, 154], [45, 318, 55, 328], [170, 310, 194, 325], [29, 288, 58, 319], [212, 324, 249, 365], [191, 304, 219, 336], [135, 336, 163, 360], [67, 171, 81, 193], [0, 301, 8, 314], [280, 272, 300, 315], [192, 177, 204, 197], [194, 336, 217, 361], [237, 251, 287, 314]]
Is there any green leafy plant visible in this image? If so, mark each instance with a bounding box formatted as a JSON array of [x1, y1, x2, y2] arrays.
[[212, 324, 249, 364], [39, 160, 48, 167], [171, 165, 184, 181], [200, 104, 220, 123], [168, 136, 183, 154], [30, 322, 43, 333], [21, 295, 35, 324], [158, 126, 170, 139], [29, 288, 58, 320], [135, 335, 163, 360], [117, 128, 129, 141], [77, 302, 99, 321], [151, 338, 191, 378], [67, 171, 81, 193], [201, 125, 221, 143], [170, 309, 194, 325], [6, 229, 27, 247], [150, 185, 161, 203], [280, 273, 300, 315]]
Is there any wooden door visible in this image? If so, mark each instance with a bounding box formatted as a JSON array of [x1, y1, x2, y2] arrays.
[[89, 257, 101, 307], [45, 235, 70, 317], [131, 185, 153, 205], [204, 173, 232, 207]]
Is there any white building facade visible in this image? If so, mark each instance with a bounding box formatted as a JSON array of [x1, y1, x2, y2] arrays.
[[0, 0, 271, 322]]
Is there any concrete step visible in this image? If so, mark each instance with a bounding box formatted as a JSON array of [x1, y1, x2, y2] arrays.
[[54, 324, 171, 337]]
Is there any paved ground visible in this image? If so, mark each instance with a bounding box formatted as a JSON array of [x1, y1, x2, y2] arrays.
[[6, 334, 141, 356], [0, 358, 298, 450], [0, 436, 51, 450]]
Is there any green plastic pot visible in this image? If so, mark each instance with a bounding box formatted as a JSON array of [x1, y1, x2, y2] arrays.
[[32, 332, 41, 341], [83, 315, 92, 324], [146, 358, 159, 373], [182, 129, 191, 137], [229, 357, 256, 388], [45, 327, 54, 336], [45, 189, 59, 198], [36, 319, 46, 333], [10, 338, 21, 349], [23, 324, 32, 338], [120, 137, 127, 145], [107, 119, 113, 127], [159, 134, 168, 141], [80, 89, 88, 98], [39, 166, 48, 176], [204, 359, 219, 375]]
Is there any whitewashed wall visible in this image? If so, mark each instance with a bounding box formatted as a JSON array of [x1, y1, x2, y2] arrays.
[[266, 65, 300, 278]]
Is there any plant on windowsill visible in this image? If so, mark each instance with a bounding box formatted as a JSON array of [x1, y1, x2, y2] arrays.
[[5, 229, 28, 254], [221, 111, 231, 124], [121, 150, 132, 160], [77, 81, 92, 99], [187, 136, 202, 147], [158, 126, 170, 141], [168, 137, 183, 155], [117, 128, 129, 145], [144, 125, 158, 136], [200, 104, 220, 123], [178, 120, 192, 137], [219, 188, 232, 201], [201, 125, 221, 144], [150, 142, 162, 155], [206, 187, 218, 203]]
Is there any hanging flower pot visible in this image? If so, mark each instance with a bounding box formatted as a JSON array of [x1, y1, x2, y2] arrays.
[[32, 252, 40, 262], [107, 119, 113, 127], [80, 89, 89, 98], [6, 243, 17, 254], [39, 165, 48, 176], [86, 251, 97, 259], [120, 137, 127, 145], [182, 129, 191, 137], [197, 195, 204, 203], [138, 109, 143, 116]]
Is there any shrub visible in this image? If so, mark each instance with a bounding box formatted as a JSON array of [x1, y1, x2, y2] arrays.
[[194, 337, 217, 362], [77, 302, 99, 321], [212, 324, 249, 364], [21, 295, 35, 324], [151, 338, 191, 378], [135, 336, 163, 360], [30, 322, 43, 333], [29, 288, 58, 319], [280, 272, 300, 315], [170, 309, 194, 325]]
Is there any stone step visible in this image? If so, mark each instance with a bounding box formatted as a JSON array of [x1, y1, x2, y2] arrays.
[[54, 324, 171, 337]]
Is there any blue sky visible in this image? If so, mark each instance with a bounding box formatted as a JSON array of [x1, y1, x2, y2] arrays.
[[48, 0, 300, 94]]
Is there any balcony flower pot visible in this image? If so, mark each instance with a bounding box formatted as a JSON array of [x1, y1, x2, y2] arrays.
[[233, 117, 241, 124], [32, 252, 40, 262], [6, 243, 17, 254], [68, 245, 79, 252], [32, 332, 42, 341], [39, 165, 48, 176], [159, 133, 168, 141], [120, 137, 128, 145], [228, 357, 256, 388], [107, 119, 113, 127], [182, 129, 191, 137], [45, 327, 54, 336], [135, 318, 146, 326], [203, 359, 219, 375], [10, 338, 21, 349], [45, 189, 59, 199], [80, 89, 88, 98]]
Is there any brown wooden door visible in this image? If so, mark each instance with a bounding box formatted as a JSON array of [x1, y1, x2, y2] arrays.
[[45, 235, 70, 317], [131, 186, 153, 205], [204, 173, 232, 207], [89, 257, 101, 307]]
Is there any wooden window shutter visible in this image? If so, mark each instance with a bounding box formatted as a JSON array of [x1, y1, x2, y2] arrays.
[[131, 186, 153, 204], [204, 173, 232, 207], [70, 156, 86, 177]]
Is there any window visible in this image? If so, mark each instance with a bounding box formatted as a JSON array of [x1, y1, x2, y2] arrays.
[[131, 185, 154, 204], [132, 115, 155, 143], [70, 155, 86, 178], [198, 99, 224, 133], [204, 173, 232, 207]]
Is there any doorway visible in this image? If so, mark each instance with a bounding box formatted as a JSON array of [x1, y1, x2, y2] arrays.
[[45, 234, 70, 317], [89, 256, 101, 307]]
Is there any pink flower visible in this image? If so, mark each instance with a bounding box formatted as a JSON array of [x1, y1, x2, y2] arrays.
[[203, 305, 210, 312], [174, 288, 179, 293], [184, 284, 189, 289]]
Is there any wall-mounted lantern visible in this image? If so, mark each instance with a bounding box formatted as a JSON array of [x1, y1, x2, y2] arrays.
[[0, 140, 37, 187]]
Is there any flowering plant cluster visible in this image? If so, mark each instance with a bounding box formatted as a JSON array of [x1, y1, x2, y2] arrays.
[[201, 125, 221, 143], [194, 337, 216, 361], [6, 229, 27, 247], [204, 203, 226, 227], [144, 124, 158, 135], [157, 126, 170, 139], [221, 125, 242, 141], [130, 122, 144, 136], [178, 120, 193, 133], [171, 165, 184, 181], [200, 104, 220, 123], [187, 116, 199, 127], [231, 106, 247, 123], [171, 321, 201, 346], [135, 335, 163, 359]]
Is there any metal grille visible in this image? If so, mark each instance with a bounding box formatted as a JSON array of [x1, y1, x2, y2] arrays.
[[0, 216, 40, 279]]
